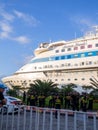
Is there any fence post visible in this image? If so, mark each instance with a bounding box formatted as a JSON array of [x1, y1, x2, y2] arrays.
[[5, 106, 9, 130], [23, 106, 26, 130], [83, 113, 86, 130], [65, 111, 68, 130], [29, 106, 33, 130], [11, 105, 15, 130], [57, 109, 60, 130], [17, 105, 21, 130], [93, 114, 96, 130], [42, 109, 46, 130], [35, 107, 40, 130], [0, 109, 3, 130], [74, 112, 77, 130], [49, 108, 53, 130]]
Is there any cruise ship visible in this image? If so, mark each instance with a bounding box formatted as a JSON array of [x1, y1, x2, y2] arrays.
[[2, 26, 98, 89]]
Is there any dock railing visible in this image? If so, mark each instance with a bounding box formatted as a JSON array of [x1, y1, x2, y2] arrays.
[[0, 105, 98, 130]]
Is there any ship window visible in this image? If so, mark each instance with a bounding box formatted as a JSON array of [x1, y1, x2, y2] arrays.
[[68, 79, 70, 81], [96, 51, 98, 55], [95, 43, 98, 47], [55, 79, 58, 81], [74, 47, 78, 50], [68, 63, 71, 66], [74, 54, 78, 58], [88, 52, 93, 56], [49, 65, 53, 68], [82, 62, 84, 65], [55, 56, 59, 60], [61, 49, 65, 52], [67, 55, 71, 59], [61, 64, 64, 67], [55, 50, 59, 53], [74, 78, 77, 80], [67, 48, 71, 51], [82, 78, 85, 80], [61, 79, 64, 81], [61, 56, 65, 59], [89, 61, 92, 64], [44, 65, 47, 68], [94, 61, 97, 64], [81, 53, 85, 57], [88, 44, 92, 48], [80, 45, 85, 49]]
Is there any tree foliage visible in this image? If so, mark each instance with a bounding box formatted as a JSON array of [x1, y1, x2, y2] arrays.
[[28, 79, 58, 96], [60, 83, 75, 94], [7, 85, 21, 97]]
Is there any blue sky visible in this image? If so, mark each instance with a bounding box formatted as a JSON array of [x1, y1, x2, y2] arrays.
[[0, 0, 98, 78]]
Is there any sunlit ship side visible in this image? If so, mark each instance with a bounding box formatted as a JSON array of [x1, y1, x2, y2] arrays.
[[2, 27, 98, 89]]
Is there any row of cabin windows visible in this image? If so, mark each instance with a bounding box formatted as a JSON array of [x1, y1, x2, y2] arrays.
[[55, 51, 98, 60], [30, 50, 98, 64], [34, 60, 98, 70], [54, 78, 91, 81], [55, 43, 98, 53], [9, 80, 32, 83], [30, 51, 98, 66], [8, 78, 90, 84]]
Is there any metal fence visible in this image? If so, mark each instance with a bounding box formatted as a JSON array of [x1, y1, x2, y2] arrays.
[[0, 105, 98, 130]]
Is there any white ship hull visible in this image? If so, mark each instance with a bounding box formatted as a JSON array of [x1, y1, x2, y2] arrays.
[[2, 27, 98, 89]]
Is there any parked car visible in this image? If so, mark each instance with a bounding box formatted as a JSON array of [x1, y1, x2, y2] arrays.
[[0, 96, 24, 114]]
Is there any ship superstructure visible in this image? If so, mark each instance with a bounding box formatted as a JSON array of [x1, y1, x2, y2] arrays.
[[2, 27, 98, 89]]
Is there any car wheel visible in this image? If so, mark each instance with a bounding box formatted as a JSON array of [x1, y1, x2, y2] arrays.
[[2, 107, 7, 114]]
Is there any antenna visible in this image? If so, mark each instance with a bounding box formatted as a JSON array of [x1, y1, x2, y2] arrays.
[[74, 32, 76, 39]]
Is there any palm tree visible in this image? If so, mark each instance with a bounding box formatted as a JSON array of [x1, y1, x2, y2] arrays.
[[7, 85, 21, 97], [60, 83, 75, 95], [28, 79, 58, 96]]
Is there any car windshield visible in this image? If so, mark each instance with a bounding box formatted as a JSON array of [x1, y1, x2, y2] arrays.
[[8, 97, 17, 100], [5, 96, 20, 101]]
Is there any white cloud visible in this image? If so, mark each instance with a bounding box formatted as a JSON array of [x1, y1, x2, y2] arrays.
[[0, 21, 31, 43], [70, 15, 96, 32], [0, 31, 9, 38], [0, 21, 13, 38], [14, 10, 39, 27], [13, 36, 31, 44], [0, 21, 13, 32], [77, 18, 93, 27], [0, 7, 40, 44], [0, 10, 14, 22]]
